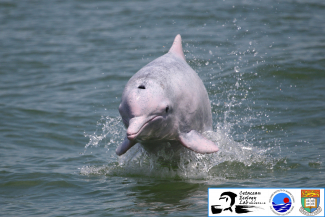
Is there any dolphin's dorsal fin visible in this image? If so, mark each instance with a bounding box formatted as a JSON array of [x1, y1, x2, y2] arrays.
[[168, 34, 186, 61]]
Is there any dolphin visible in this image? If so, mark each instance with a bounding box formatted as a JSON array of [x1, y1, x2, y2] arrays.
[[116, 34, 219, 156]]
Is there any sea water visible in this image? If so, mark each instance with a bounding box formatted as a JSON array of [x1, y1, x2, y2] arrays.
[[1, 0, 324, 216]]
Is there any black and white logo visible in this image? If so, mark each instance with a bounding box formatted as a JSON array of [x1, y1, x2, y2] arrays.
[[210, 190, 264, 215]]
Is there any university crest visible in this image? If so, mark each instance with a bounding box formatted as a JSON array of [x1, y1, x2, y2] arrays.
[[299, 189, 322, 216]]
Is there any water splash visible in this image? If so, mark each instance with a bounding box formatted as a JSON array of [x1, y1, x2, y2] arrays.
[[81, 114, 277, 180], [84, 116, 124, 150], [81, 39, 281, 180]]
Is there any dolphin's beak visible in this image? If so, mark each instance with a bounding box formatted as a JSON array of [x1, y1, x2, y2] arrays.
[[126, 116, 159, 140], [126, 116, 149, 140]]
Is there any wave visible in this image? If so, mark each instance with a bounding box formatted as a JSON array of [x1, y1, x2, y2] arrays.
[[272, 202, 291, 213]]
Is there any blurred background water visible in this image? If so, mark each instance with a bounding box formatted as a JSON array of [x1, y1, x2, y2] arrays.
[[1, 0, 324, 216]]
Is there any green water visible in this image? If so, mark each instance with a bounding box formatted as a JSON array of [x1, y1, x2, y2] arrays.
[[1, 0, 324, 216]]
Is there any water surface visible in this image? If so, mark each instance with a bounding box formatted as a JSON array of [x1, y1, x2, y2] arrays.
[[1, 0, 324, 216]]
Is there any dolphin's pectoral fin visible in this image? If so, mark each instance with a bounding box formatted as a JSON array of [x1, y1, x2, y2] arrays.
[[179, 130, 219, 154], [115, 137, 137, 156]]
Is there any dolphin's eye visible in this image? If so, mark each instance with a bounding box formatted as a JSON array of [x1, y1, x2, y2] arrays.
[[165, 106, 169, 113], [138, 85, 145, 89]]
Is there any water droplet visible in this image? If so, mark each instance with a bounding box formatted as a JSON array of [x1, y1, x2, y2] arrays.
[[234, 66, 240, 72]]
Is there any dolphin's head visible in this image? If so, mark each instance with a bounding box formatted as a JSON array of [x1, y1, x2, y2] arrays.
[[119, 79, 176, 142]]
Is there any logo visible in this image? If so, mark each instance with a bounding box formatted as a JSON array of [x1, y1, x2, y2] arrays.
[[299, 189, 322, 216], [209, 188, 324, 216], [210, 190, 263, 215], [211, 191, 237, 214], [269, 190, 294, 215]]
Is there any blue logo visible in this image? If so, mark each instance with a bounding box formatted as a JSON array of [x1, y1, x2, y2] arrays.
[[271, 192, 292, 214]]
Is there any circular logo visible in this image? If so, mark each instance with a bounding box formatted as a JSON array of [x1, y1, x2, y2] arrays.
[[270, 190, 294, 215]]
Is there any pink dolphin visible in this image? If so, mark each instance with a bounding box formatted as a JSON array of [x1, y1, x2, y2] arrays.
[[116, 35, 219, 156]]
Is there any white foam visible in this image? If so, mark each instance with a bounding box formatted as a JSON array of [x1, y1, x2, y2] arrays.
[[81, 117, 274, 180]]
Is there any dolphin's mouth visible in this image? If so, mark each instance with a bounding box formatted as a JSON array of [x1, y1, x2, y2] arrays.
[[127, 116, 162, 140]]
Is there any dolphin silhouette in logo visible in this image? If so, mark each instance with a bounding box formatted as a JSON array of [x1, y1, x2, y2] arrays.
[[116, 34, 219, 156]]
